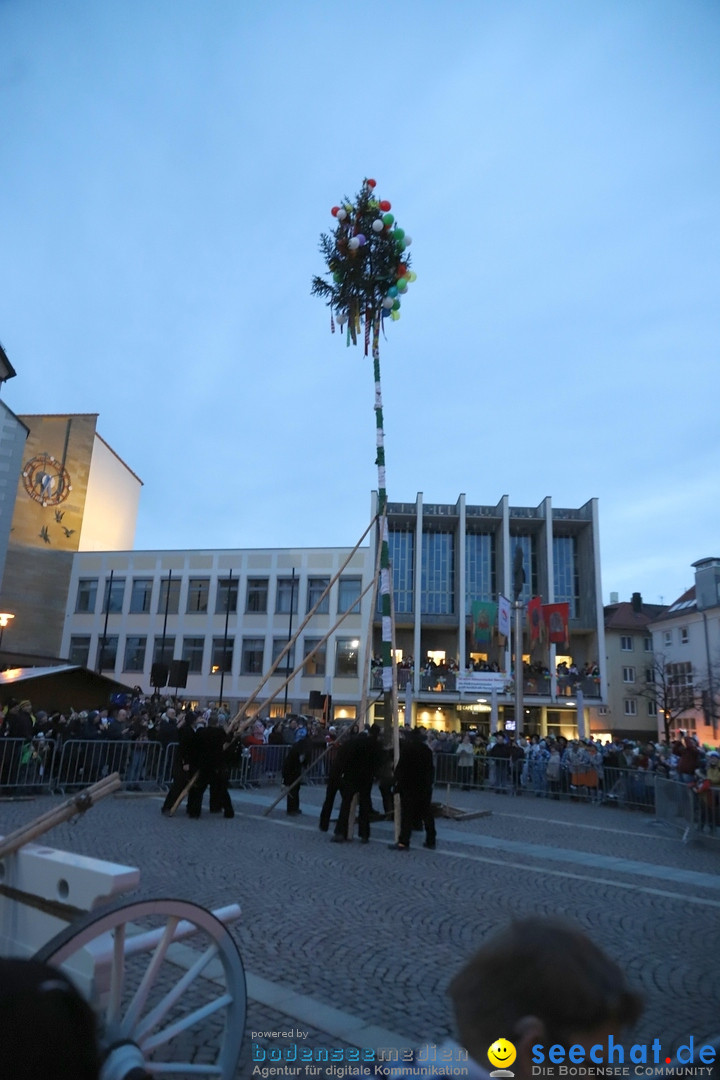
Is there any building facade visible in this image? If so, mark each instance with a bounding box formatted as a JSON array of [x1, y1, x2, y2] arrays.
[[649, 558, 720, 744], [602, 593, 665, 739]]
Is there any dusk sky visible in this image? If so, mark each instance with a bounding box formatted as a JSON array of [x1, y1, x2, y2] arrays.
[[2, 1, 718, 608]]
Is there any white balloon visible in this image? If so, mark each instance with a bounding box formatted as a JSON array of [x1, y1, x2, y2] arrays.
[[382, 297, 394, 309], [337, 208, 348, 221], [348, 236, 360, 250], [372, 219, 384, 232], [403, 234, 413, 246]]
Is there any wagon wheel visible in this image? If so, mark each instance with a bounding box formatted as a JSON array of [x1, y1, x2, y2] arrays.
[[34, 897, 246, 1080]]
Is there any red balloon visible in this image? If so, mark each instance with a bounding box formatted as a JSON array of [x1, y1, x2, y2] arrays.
[[379, 200, 391, 212], [331, 206, 340, 217], [397, 262, 407, 275], [366, 178, 377, 188]]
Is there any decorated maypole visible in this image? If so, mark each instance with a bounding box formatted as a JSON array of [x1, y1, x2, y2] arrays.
[[312, 178, 415, 731]]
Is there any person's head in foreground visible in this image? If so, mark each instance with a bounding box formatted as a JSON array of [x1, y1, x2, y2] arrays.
[[0, 958, 101, 1080], [448, 916, 643, 1080]]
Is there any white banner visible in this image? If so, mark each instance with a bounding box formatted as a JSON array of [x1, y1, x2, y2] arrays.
[[456, 672, 509, 694], [498, 595, 511, 639]]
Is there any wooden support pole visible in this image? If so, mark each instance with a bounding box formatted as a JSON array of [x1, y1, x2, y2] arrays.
[[0, 773, 123, 860]]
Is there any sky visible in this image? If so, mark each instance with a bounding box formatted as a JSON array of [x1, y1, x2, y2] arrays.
[[1, 0, 718, 608]]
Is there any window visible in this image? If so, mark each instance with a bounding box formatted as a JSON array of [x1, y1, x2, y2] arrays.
[[307, 577, 330, 614], [102, 577, 125, 614], [303, 638, 326, 677], [246, 578, 268, 613], [620, 636, 633, 651], [647, 699, 658, 716], [645, 667, 655, 684], [663, 630, 672, 648], [157, 576, 180, 615], [644, 637, 653, 652], [216, 577, 239, 615], [622, 667, 635, 684], [338, 576, 362, 615], [129, 578, 153, 614], [211, 637, 234, 674], [335, 637, 360, 677], [123, 635, 147, 672], [272, 638, 295, 671], [464, 531, 494, 610], [68, 635, 91, 666], [96, 635, 119, 671], [421, 532, 455, 615], [153, 636, 175, 666], [552, 535, 579, 618], [187, 578, 210, 613], [75, 579, 98, 614], [667, 662, 694, 709], [276, 577, 299, 615], [182, 636, 205, 674], [623, 699, 637, 717], [680, 626, 689, 645], [241, 637, 265, 675], [508, 532, 537, 605], [390, 527, 416, 614]]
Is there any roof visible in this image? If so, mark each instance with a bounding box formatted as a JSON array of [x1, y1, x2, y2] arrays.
[[604, 600, 666, 631], [650, 586, 697, 623], [0, 665, 135, 711]]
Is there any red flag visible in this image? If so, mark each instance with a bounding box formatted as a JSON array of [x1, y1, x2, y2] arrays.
[[527, 596, 544, 644], [542, 603, 569, 647]]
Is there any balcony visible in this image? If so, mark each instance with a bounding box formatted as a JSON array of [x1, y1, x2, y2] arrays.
[[371, 669, 602, 700]]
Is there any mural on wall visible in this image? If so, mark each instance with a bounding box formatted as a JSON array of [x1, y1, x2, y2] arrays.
[[13, 415, 96, 552]]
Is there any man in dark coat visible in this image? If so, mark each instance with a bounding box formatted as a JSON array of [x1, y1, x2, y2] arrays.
[[331, 726, 383, 844], [390, 727, 436, 851], [186, 715, 234, 819], [282, 735, 311, 815], [161, 711, 198, 814]]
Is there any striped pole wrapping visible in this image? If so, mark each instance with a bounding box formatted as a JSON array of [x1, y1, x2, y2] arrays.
[[373, 324, 393, 695]]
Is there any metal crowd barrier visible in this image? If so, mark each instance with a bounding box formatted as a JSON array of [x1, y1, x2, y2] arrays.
[[0, 737, 58, 794], [653, 774, 696, 843], [53, 739, 165, 793]]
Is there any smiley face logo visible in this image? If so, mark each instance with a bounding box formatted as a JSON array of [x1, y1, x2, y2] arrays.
[[487, 1038, 517, 1070]]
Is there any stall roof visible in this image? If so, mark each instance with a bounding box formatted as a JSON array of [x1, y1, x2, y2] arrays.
[[0, 666, 134, 711]]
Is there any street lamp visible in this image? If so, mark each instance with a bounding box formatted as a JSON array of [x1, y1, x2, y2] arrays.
[[0, 612, 15, 649]]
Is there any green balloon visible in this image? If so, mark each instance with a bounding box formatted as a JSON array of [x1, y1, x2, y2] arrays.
[[382, 212, 394, 226], [393, 228, 405, 243], [333, 271, 342, 283], [397, 279, 408, 293], [392, 299, 401, 310]]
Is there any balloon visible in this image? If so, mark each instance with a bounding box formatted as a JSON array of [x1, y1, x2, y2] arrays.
[[372, 219, 384, 232], [408, 271, 417, 282], [344, 203, 353, 212], [388, 285, 398, 297], [397, 263, 407, 276], [333, 271, 343, 282], [331, 206, 340, 217], [379, 200, 392, 211], [391, 310, 400, 321], [382, 213, 394, 226], [348, 236, 360, 250], [337, 208, 347, 221], [397, 280, 408, 293], [392, 299, 401, 310], [382, 297, 394, 309], [367, 178, 377, 188], [404, 235, 413, 246], [392, 228, 405, 243], [368, 200, 379, 209], [357, 234, 366, 245]]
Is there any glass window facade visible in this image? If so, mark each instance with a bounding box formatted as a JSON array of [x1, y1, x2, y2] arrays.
[[211, 637, 234, 674], [102, 577, 126, 614], [335, 638, 360, 677], [307, 577, 330, 614], [186, 578, 210, 613], [216, 577, 239, 615], [96, 635, 119, 671], [76, 579, 98, 614], [276, 577, 299, 615], [129, 578, 153, 614], [158, 577, 180, 615], [553, 535, 579, 617], [388, 529, 414, 615], [465, 532, 494, 608], [68, 635, 91, 666], [246, 578, 268, 613], [153, 636, 175, 665], [123, 635, 147, 672], [272, 638, 296, 670], [303, 638, 326, 676], [182, 636, 205, 673], [242, 637, 265, 675], [421, 531, 454, 615], [338, 576, 362, 614]]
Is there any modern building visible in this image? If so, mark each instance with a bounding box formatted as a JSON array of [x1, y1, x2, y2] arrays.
[[649, 558, 720, 744], [0, 413, 142, 663], [601, 592, 666, 739], [368, 493, 607, 738]]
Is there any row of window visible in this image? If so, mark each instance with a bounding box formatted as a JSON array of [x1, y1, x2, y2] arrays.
[[67, 633, 361, 679], [619, 628, 689, 651], [75, 575, 362, 618]]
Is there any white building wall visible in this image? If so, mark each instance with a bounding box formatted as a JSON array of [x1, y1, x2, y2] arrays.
[[79, 434, 142, 551]]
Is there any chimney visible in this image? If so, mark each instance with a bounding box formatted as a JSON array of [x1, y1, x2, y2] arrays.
[[609, 592, 619, 604], [631, 592, 642, 613]]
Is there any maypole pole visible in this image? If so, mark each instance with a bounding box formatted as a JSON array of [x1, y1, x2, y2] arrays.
[[312, 177, 415, 743]]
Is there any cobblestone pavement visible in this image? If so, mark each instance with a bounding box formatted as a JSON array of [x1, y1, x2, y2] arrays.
[[2, 783, 719, 1079]]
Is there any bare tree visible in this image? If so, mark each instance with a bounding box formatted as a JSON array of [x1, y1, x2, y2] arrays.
[[637, 652, 697, 744]]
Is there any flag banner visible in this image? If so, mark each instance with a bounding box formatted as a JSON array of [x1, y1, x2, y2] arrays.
[[471, 601, 497, 647], [543, 602, 569, 646], [527, 596, 544, 643], [498, 595, 511, 640]]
